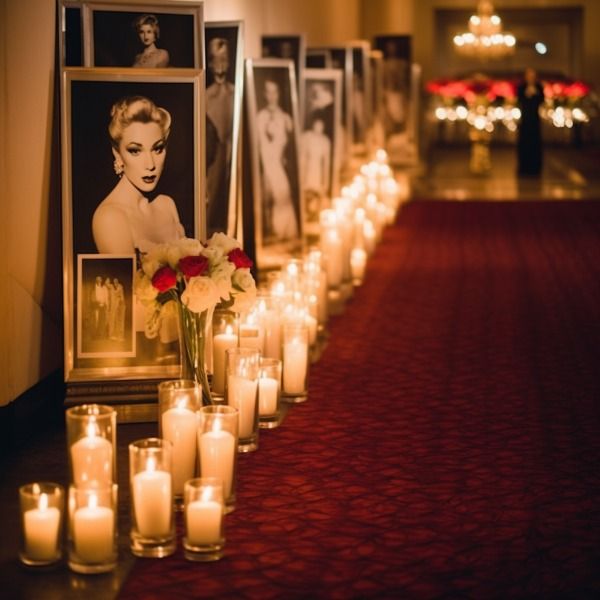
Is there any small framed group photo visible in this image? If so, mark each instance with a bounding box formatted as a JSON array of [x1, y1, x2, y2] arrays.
[[61, 68, 204, 383], [245, 58, 304, 271], [204, 21, 245, 238], [300, 69, 343, 238]]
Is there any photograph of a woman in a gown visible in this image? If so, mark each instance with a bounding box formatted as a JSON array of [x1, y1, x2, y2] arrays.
[[132, 14, 169, 68], [256, 77, 299, 242]]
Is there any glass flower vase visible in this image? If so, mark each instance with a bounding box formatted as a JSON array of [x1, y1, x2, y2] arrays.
[[177, 303, 214, 406]]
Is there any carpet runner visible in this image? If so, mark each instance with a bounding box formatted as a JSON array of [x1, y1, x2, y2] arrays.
[[119, 201, 600, 599]]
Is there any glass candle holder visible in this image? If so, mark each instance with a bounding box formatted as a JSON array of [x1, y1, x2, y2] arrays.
[[129, 438, 175, 558], [225, 347, 260, 452], [68, 484, 117, 574], [158, 380, 201, 507], [183, 478, 225, 562], [258, 357, 282, 429], [350, 247, 367, 285], [282, 323, 309, 402], [19, 482, 64, 566], [66, 404, 116, 487], [256, 292, 282, 360], [211, 309, 239, 396], [197, 405, 238, 513], [239, 307, 264, 353]]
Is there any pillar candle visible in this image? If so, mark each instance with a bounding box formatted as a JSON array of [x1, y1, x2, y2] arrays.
[[227, 375, 258, 439], [198, 427, 235, 498], [239, 324, 264, 351], [70, 426, 113, 487], [132, 459, 172, 538], [73, 494, 114, 563], [261, 308, 281, 360], [258, 376, 278, 415], [283, 338, 308, 394], [24, 494, 60, 562], [351, 248, 367, 282], [186, 499, 222, 546], [161, 405, 198, 496], [212, 326, 238, 395]]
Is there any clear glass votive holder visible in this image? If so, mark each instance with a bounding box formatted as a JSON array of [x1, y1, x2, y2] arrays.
[[197, 406, 238, 514], [183, 478, 225, 562], [211, 309, 239, 397], [68, 484, 118, 574], [129, 438, 175, 558], [256, 292, 282, 360], [225, 347, 260, 452], [66, 404, 116, 487], [258, 357, 282, 429], [158, 380, 202, 508], [281, 323, 309, 402], [19, 482, 64, 567]]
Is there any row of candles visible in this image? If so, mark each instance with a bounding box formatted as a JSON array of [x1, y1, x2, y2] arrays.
[[18, 149, 408, 573]]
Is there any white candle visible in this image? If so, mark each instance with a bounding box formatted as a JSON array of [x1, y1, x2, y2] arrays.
[[161, 404, 198, 496], [70, 424, 113, 487], [305, 313, 318, 346], [283, 338, 308, 394], [186, 497, 222, 546], [351, 248, 367, 282], [322, 230, 344, 288], [212, 326, 238, 395], [73, 493, 114, 563], [198, 427, 235, 498], [132, 459, 172, 538], [227, 375, 258, 439], [258, 376, 279, 415], [262, 308, 281, 360], [24, 493, 60, 562]]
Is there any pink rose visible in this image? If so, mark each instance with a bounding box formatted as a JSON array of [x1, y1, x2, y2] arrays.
[[178, 255, 209, 279], [228, 248, 253, 269], [151, 266, 177, 292]]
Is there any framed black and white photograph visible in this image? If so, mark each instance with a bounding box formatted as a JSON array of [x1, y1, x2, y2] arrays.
[[246, 58, 304, 270], [61, 69, 204, 383], [373, 34, 412, 144], [369, 49, 386, 151], [58, 0, 85, 67], [82, 1, 204, 68], [301, 69, 342, 232], [204, 20, 244, 238], [306, 48, 331, 69], [261, 34, 306, 97], [349, 40, 372, 154], [77, 255, 136, 359]]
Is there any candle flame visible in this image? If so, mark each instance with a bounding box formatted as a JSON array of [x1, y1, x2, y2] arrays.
[[212, 418, 222, 434], [86, 417, 99, 438], [39, 493, 49, 511], [88, 492, 98, 510], [146, 456, 157, 472], [225, 324, 234, 336], [177, 397, 188, 410]]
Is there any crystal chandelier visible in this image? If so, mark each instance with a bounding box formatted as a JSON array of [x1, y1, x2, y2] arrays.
[[453, 0, 516, 60]]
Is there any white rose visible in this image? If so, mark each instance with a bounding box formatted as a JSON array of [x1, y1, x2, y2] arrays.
[[134, 270, 158, 303], [167, 238, 203, 268], [201, 244, 225, 264], [144, 303, 162, 339], [206, 232, 241, 254], [211, 261, 236, 300], [181, 276, 220, 314], [231, 288, 257, 314], [232, 268, 256, 292], [141, 243, 170, 278]]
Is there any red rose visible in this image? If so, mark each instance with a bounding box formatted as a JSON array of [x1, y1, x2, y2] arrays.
[[151, 266, 177, 292], [228, 248, 253, 269], [178, 255, 209, 278]]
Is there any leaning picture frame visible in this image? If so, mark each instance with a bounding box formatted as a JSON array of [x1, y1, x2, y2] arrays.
[[368, 49, 386, 151], [58, 0, 85, 67], [204, 20, 244, 239], [348, 40, 372, 155], [82, 1, 204, 69], [61, 68, 204, 413], [245, 58, 304, 272]]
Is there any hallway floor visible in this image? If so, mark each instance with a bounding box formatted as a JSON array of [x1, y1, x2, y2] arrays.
[[411, 143, 600, 201]]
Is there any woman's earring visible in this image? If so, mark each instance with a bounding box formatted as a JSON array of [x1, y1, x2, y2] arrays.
[[114, 160, 124, 177]]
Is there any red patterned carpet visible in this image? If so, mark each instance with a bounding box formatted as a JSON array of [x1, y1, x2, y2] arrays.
[[119, 201, 600, 599]]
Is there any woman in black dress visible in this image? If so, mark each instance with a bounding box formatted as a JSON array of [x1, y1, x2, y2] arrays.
[[517, 67, 544, 176]]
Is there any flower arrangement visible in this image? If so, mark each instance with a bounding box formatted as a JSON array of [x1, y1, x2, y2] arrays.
[[134, 233, 257, 404]]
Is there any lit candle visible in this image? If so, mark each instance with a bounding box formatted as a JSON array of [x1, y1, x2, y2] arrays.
[[198, 422, 235, 498], [283, 336, 308, 394], [305, 312, 318, 346], [322, 229, 344, 288], [258, 300, 281, 360], [186, 489, 222, 546], [227, 374, 258, 439], [258, 376, 279, 416], [24, 492, 61, 562], [351, 248, 367, 283], [70, 421, 113, 487], [212, 325, 238, 395], [161, 402, 198, 496], [132, 457, 172, 538], [73, 492, 114, 563]]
